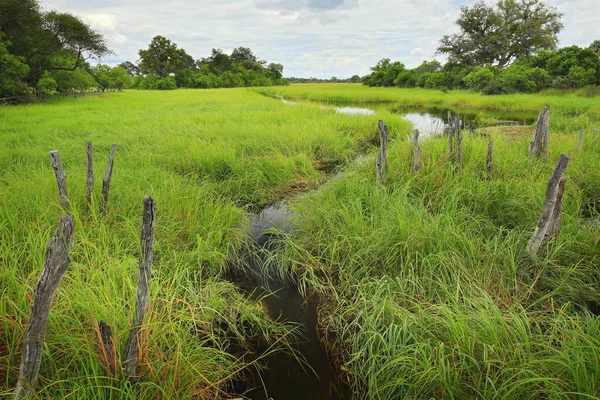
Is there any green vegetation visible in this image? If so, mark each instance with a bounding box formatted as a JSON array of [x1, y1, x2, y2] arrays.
[[362, 0, 600, 94], [1, 84, 599, 399], [0, 88, 406, 398], [132, 40, 288, 90]]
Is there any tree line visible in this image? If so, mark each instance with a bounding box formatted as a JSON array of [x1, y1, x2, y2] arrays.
[[0, 0, 288, 102], [362, 0, 600, 95], [127, 37, 288, 90]]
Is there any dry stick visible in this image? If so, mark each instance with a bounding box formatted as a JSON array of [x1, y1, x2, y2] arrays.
[[376, 120, 388, 184], [86, 141, 93, 208], [14, 215, 75, 400], [455, 113, 463, 166], [578, 129, 585, 151], [122, 196, 156, 380], [487, 137, 493, 174], [527, 153, 570, 256], [412, 129, 421, 173], [529, 106, 550, 158], [549, 178, 566, 238], [49, 151, 69, 212], [100, 144, 117, 214]]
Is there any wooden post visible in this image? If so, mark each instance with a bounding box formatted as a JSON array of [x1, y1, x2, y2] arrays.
[[578, 129, 584, 151], [376, 120, 388, 184], [49, 151, 69, 212], [447, 113, 454, 160], [14, 215, 75, 399], [486, 137, 493, 174], [412, 129, 421, 173], [122, 196, 156, 380], [86, 141, 94, 208], [527, 153, 569, 256], [100, 144, 117, 214], [455, 113, 463, 166], [529, 106, 550, 158], [594, 128, 599, 138], [548, 178, 566, 238]]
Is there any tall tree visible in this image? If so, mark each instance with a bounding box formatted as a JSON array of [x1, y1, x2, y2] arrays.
[[118, 61, 141, 76], [138, 36, 194, 78], [438, 0, 563, 68], [0, 0, 111, 84]]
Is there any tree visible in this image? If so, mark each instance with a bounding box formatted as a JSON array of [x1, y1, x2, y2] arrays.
[[231, 46, 257, 64], [0, 0, 111, 87], [438, 0, 563, 68], [589, 40, 600, 55], [138, 35, 194, 78], [118, 61, 141, 76], [0, 34, 30, 98], [267, 62, 284, 79]]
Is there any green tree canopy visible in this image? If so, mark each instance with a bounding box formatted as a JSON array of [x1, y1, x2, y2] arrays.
[[438, 0, 563, 68], [138, 35, 195, 78]]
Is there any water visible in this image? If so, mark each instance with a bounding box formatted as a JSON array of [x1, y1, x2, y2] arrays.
[[334, 106, 375, 116], [229, 204, 347, 400]]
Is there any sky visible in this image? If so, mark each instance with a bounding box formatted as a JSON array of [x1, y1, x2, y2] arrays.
[[38, 0, 600, 78]]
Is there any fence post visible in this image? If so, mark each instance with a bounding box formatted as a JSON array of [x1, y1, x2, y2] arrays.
[[447, 113, 454, 160], [14, 215, 75, 399], [122, 196, 156, 380], [486, 137, 493, 174], [529, 106, 550, 158], [578, 129, 585, 151], [95, 320, 117, 375], [100, 144, 117, 214], [527, 153, 569, 256], [412, 129, 421, 173], [49, 151, 69, 212], [376, 120, 388, 184], [455, 113, 463, 166], [86, 141, 94, 208]]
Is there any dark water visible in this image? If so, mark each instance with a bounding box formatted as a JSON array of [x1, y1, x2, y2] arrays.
[[229, 205, 347, 400]]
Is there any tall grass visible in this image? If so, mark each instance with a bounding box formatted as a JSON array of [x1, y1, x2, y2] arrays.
[[285, 111, 600, 398], [1, 85, 599, 398], [0, 88, 408, 397]]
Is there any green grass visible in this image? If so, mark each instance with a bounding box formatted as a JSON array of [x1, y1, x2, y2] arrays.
[[1, 85, 599, 399]]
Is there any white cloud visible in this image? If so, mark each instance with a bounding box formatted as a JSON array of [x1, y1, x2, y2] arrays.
[[37, 0, 600, 78]]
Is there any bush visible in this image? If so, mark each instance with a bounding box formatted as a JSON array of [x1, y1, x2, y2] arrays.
[[463, 67, 496, 91]]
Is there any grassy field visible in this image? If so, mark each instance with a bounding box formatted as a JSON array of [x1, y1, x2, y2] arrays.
[[1, 85, 600, 399]]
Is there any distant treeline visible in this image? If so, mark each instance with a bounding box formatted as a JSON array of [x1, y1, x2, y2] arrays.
[[287, 76, 362, 84], [0, 0, 288, 102], [128, 37, 288, 90], [362, 44, 600, 95], [362, 0, 600, 95]]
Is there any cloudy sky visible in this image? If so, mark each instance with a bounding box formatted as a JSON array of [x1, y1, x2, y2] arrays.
[[38, 0, 599, 78]]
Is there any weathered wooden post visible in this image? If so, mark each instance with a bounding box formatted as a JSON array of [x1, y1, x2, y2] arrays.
[[486, 137, 493, 174], [14, 215, 75, 399], [527, 153, 569, 256], [578, 129, 585, 151], [49, 151, 69, 212], [412, 129, 421, 173], [447, 113, 454, 160], [100, 144, 117, 214], [376, 120, 388, 184], [122, 196, 156, 380], [86, 141, 93, 208], [549, 178, 566, 238], [455, 113, 463, 166], [594, 128, 599, 138], [529, 106, 550, 158]]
